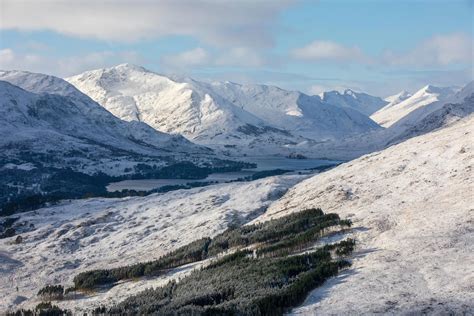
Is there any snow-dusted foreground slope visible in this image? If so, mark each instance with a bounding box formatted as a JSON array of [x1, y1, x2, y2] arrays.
[[0, 175, 305, 312], [257, 115, 474, 315]]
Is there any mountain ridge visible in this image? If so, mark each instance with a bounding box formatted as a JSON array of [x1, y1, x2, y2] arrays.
[[66, 64, 382, 155]]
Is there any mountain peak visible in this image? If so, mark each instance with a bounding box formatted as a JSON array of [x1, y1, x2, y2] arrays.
[[66, 66, 382, 153], [113, 63, 148, 73], [414, 84, 457, 98], [320, 88, 387, 116], [422, 84, 437, 93], [343, 89, 358, 98], [0, 70, 84, 98], [384, 90, 412, 104]]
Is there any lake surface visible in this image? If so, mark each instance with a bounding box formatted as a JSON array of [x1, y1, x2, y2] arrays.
[[107, 158, 340, 192]]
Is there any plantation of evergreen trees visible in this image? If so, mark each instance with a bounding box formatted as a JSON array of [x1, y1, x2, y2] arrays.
[[37, 285, 64, 301], [6, 302, 71, 316], [14, 208, 354, 315], [72, 208, 353, 292], [100, 240, 353, 315]]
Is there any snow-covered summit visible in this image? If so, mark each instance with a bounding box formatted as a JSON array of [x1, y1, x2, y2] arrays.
[[67, 64, 382, 155], [319, 88, 388, 116], [371, 84, 457, 127], [0, 70, 82, 98], [384, 90, 412, 106], [0, 70, 213, 175]]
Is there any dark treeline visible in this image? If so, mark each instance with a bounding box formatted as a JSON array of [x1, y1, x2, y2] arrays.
[[73, 237, 213, 289], [98, 240, 353, 315], [37, 285, 64, 301], [238, 169, 290, 181], [73, 208, 352, 291], [0, 160, 255, 217], [6, 302, 72, 316]]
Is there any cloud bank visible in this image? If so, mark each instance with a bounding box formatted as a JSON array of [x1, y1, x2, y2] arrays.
[[292, 33, 473, 67], [0, 0, 293, 48]]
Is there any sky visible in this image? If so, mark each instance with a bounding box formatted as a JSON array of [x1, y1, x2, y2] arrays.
[[0, 0, 472, 97]]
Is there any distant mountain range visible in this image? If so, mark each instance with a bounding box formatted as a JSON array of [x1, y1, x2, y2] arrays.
[[371, 85, 458, 127], [0, 70, 217, 174], [1, 64, 472, 213], [319, 88, 388, 116], [66, 64, 382, 155], [0, 70, 250, 213]]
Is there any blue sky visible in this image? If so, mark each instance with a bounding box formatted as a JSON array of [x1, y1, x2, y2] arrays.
[[0, 0, 472, 96]]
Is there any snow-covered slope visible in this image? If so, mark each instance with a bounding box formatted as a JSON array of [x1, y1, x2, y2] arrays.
[[66, 64, 381, 155], [384, 90, 412, 106], [389, 82, 471, 131], [371, 85, 457, 127], [0, 70, 215, 175], [302, 82, 472, 161], [198, 82, 381, 140], [0, 175, 305, 312], [320, 89, 388, 116], [258, 115, 474, 315], [387, 91, 474, 145]]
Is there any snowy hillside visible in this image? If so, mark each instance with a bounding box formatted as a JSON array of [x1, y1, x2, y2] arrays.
[[197, 82, 381, 140], [388, 92, 474, 145], [66, 64, 381, 155], [0, 175, 305, 313], [257, 115, 474, 315], [0, 70, 255, 214], [0, 70, 233, 176], [384, 90, 412, 106], [320, 89, 388, 116], [371, 85, 457, 127], [389, 82, 471, 131], [0, 70, 209, 163], [303, 82, 473, 161]]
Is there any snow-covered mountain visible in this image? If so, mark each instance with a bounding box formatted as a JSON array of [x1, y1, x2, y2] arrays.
[[66, 64, 381, 155], [384, 90, 412, 106], [319, 89, 388, 116], [386, 83, 474, 145], [259, 114, 474, 315], [371, 85, 457, 127], [297, 81, 473, 161], [0, 70, 215, 175]]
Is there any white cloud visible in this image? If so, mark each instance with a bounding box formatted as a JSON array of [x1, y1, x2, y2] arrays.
[[292, 33, 473, 68], [0, 0, 293, 48], [0, 48, 15, 63], [291, 41, 367, 63], [0, 48, 143, 77], [215, 47, 264, 67], [161, 48, 210, 69], [161, 47, 265, 70], [0, 48, 44, 71], [382, 33, 473, 66]]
